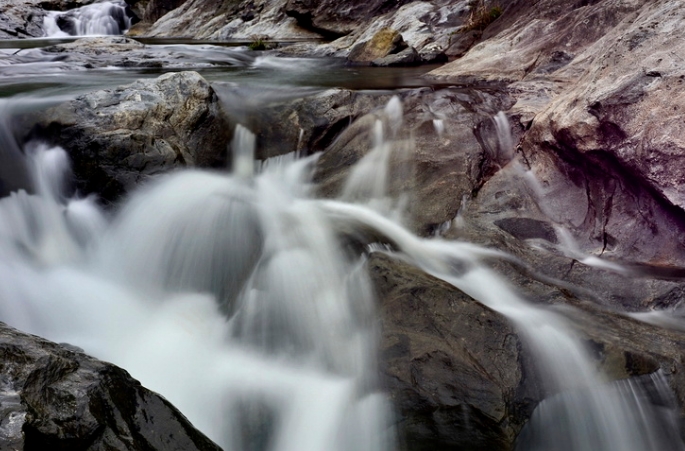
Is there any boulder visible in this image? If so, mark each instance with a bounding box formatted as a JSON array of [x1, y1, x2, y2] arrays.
[[312, 86, 515, 234], [0, 322, 221, 451], [348, 28, 407, 64], [0, 0, 49, 38], [23, 71, 231, 201], [369, 252, 541, 451], [372, 47, 420, 67]]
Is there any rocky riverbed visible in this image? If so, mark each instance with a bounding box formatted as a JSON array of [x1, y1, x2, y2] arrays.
[[3, 0, 685, 450]]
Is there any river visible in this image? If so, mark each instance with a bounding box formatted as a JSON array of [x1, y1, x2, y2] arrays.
[[1, 2, 684, 450]]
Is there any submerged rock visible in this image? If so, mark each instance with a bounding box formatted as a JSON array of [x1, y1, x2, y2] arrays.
[[0, 322, 222, 451], [24, 71, 231, 201]]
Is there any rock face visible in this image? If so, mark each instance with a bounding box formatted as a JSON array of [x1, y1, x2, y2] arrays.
[[0, 322, 221, 451], [284, 0, 414, 37], [140, 0, 320, 40], [23, 70, 231, 201], [429, 0, 685, 269], [291, 1, 473, 63]]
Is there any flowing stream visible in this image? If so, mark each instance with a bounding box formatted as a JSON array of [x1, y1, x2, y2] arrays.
[[43, 0, 133, 37], [1, 4, 684, 450]]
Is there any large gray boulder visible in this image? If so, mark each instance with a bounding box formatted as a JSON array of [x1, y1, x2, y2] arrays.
[[0, 322, 221, 451], [24, 70, 231, 201]]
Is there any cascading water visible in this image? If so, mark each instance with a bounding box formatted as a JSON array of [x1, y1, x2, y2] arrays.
[[0, 71, 684, 451], [0, 127, 395, 450], [43, 0, 133, 37]]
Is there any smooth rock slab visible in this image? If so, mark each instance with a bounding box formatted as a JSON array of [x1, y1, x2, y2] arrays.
[[0, 322, 222, 451]]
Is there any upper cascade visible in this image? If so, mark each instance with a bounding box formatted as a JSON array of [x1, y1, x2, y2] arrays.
[[43, 0, 133, 37]]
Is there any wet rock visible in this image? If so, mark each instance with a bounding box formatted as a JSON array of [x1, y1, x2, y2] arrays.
[[369, 252, 541, 451], [2, 36, 257, 74], [0, 322, 221, 451], [221, 87, 394, 160], [312, 86, 515, 234], [348, 28, 407, 64], [24, 71, 231, 201]]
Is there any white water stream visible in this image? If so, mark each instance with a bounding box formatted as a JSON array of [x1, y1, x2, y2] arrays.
[[0, 28, 683, 448], [43, 0, 132, 37]]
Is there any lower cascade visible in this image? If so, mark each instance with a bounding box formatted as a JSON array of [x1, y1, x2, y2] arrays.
[[43, 0, 133, 37], [1, 77, 685, 449]]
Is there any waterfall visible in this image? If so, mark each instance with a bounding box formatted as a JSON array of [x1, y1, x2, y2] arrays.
[[43, 0, 133, 37], [0, 90, 683, 451], [0, 128, 393, 450]]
